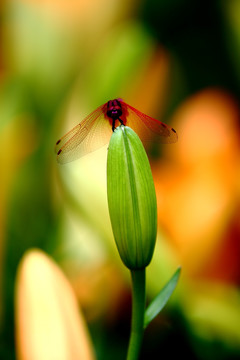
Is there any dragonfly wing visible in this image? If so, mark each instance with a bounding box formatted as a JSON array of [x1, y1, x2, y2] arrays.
[[123, 102, 178, 144], [55, 105, 112, 164]]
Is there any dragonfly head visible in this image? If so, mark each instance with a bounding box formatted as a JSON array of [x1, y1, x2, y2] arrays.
[[107, 99, 123, 120]]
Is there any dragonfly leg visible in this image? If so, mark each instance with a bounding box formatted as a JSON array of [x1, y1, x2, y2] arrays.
[[112, 119, 116, 132], [118, 118, 124, 126]]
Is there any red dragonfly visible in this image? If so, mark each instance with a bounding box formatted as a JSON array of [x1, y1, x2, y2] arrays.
[[55, 98, 177, 164]]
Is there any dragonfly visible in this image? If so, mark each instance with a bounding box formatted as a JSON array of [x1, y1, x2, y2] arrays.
[[55, 98, 178, 164]]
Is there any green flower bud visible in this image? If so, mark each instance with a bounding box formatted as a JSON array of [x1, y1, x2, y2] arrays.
[[107, 126, 157, 269]]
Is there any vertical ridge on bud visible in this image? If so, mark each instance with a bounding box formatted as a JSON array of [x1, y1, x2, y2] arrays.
[[107, 126, 157, 269], [122, 127, 142, 264]]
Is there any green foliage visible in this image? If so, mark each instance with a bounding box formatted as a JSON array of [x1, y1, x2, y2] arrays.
[[144, 267, 181, 328]]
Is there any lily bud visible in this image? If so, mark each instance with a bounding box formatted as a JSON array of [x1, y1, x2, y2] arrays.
[[107, 126, 157, 269]]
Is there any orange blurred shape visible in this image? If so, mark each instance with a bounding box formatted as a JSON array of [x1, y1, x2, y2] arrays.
[[15, 249, 95, 360], [153, 89, 240, 279], [127, 47, 170, 119], [174, 89, 240, 166]]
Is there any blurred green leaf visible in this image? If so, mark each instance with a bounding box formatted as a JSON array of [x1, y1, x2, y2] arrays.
[[182, 281, 240, 348], [77, 22, 154, 107], [0, 78, 29, 131], [4, 1, 81, 116]]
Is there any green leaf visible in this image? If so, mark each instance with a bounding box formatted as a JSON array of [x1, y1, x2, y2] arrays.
[[144, 267, 181, 328]]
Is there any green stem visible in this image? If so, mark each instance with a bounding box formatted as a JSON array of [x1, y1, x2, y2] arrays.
[[127, 268, 146, 360]]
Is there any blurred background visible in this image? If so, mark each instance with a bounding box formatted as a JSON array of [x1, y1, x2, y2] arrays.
[[0, 0, 240, 359]]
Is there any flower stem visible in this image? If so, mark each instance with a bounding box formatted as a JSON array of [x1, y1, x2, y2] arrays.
[[127, 268, 146, 360]]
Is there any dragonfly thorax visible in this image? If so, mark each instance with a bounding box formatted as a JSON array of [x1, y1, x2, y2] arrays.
[[107, 99, 123, 120]]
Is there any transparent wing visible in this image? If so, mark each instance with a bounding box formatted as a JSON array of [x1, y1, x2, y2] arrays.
[[123, 102, 178, 144], [55, 104, 112, 164]]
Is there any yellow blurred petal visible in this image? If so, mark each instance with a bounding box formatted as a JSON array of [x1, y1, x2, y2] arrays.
[[15, 249, 95, 360], [17, 0, 132, 30]]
